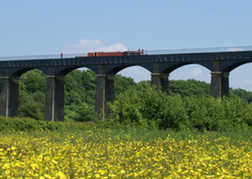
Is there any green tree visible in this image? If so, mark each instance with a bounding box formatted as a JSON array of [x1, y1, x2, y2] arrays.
[[19, 69, 46, 119], [169, 79, 210, 97], [20, 69, 46, 93], [64, 70, 85, 107], [107, 83, 188, 130], [114, 74, 136, 96], [230, 88, 252, 103], [81, 70, 96, 105]]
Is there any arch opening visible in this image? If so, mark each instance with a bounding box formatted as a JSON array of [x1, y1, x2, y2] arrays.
[[64, 67, 97, 122], [117, 65, 151, 83], [169, 64, 211, 96], [18, 69, 47, 120], [229, 63, 252, 101], [115, 65, 151, 94]]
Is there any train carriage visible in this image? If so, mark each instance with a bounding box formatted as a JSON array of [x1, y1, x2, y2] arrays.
[[87, 49, 144, 57]]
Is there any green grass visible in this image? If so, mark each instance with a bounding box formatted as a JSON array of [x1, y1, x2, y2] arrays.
[[1, 116, 252, 145]]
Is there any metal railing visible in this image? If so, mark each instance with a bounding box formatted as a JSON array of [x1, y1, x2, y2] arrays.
[[145, 46, 252, 55], [0, 53, 88, 61]]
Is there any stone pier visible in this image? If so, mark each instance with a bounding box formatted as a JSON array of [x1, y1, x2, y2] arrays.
[[95, 74, 114, 120], [0, 76, 19, 117], [151, 73, 169, 94], [210, 71, 229, 98], [44, 75, 65, 121], [151, 63, 169, 93]]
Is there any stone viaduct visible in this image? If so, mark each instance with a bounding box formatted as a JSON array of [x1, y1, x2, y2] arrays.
[[0, 50, 252, 121]]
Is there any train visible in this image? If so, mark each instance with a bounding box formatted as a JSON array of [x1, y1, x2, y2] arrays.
[[87, 49, 144, 57]]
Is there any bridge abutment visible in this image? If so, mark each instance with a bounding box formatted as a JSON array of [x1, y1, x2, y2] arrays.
[[0, 76, 19, 117], [44, 75, 64, 121]]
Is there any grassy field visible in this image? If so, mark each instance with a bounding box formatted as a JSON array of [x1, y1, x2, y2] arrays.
[[1, 126, 252, 178]]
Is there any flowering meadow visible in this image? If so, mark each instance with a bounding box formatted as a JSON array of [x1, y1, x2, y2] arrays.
[[1, 128, 252, 178]]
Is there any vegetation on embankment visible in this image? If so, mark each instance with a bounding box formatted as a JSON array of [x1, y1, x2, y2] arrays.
[[1, 69, 252, 132], [104, 83, 252, 131], [1, 83, 252, 132], [0, 116, 94, 132], [1, 69, 252, 122]]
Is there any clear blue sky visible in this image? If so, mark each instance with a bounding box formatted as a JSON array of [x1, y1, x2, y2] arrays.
[[1, 1, 252, 91]]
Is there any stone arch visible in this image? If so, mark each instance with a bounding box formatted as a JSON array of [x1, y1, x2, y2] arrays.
[[104, 63, 152, 75], [225, 62, 252, 92], [94, 63, 153, 120], [6, 67, 47, 77], [167, 63, 210, 82], [44, 65, 98, 122], [161, 62, 211, 74], [221, 60, 252, 73], [54, 65, 98, 76], [0, 68, 47, 118], [156, 62, 211, 95], [117, 65, 151, 83]]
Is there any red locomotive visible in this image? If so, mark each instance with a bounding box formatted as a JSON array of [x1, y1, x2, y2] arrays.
[[87, 49, 144, 57]]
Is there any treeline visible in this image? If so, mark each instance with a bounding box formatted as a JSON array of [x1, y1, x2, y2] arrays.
[[0, 69, 252, 131], [106, 84, 252, 131], [169, 79, 252, 102]]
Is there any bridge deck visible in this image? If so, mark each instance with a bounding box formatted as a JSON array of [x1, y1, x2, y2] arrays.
[[0, 50, 252, 68]]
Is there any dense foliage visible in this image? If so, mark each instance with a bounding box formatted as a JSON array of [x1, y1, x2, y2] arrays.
[[16, 69, 136, 121], [106, 84, 252, 131], [1, 69, 252, 131]]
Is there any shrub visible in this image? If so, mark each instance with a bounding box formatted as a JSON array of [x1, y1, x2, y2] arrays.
[[107, 84, 188, 130], [107, 86, 252, 131]]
